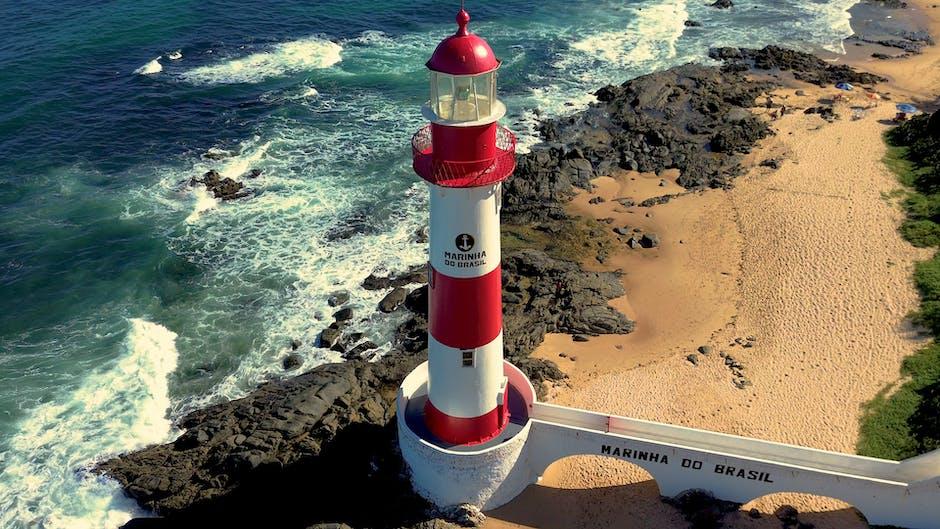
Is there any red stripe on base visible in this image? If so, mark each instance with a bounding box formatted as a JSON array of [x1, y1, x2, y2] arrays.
[[424, 397, 509, 445], [430, 265, 502, 349]]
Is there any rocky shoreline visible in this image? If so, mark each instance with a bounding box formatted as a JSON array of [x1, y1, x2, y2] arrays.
[[98, 46, 885, 529]]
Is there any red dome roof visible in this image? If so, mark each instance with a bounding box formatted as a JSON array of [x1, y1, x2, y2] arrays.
[[426, 9, 500, 76]]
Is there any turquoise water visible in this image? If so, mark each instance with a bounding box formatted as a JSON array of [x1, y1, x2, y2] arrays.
[[0, 0, 861, 526]]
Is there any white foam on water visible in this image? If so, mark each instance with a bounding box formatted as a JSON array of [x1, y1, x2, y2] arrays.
[[134, 57, 163, 75], [185, 185, 219, 224], [0, 319, 179, 529], [139, 89, 429, 413], [180, 37, 342, 85], [563, 0, 689, 75], [798, 0, 860, 54]]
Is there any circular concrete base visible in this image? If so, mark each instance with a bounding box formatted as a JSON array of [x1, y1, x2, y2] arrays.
[[397, 361, 537, 510]]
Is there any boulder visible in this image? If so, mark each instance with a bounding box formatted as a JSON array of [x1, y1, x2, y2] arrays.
[[378, 287, 408, 313], [282, 354, 303, 371], [710, 0, 733, 8]]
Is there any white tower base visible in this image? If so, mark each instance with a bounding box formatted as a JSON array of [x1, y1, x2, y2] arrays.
[[398, 363, 940, 528]]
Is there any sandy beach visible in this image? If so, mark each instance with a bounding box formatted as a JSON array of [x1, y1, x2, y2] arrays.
[[487, 2, 940, 528]]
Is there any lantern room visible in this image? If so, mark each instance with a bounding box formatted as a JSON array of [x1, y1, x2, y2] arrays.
[[412, 8, 516, 188], [424, 9, 506, 124]]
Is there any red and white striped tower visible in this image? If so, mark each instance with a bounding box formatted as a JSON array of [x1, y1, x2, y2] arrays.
[[411, 8, 517, 446]]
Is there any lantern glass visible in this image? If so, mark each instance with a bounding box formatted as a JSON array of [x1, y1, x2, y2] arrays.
[[431, 71, 496, 122]]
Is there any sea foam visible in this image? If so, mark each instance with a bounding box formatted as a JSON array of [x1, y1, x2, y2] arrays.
[[180, 37, 342, 85], [0, 319, 179, 529], [134, 57, 163, 75]]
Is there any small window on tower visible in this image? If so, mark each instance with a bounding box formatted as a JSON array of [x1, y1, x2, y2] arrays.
[[461, 350, 474, 367]]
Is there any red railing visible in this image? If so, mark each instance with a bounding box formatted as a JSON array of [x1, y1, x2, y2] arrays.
[[411, 124, 517, 187]]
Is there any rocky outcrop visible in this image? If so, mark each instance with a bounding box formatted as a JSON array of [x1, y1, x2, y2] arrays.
[[708, 45, 887, 86], [97, 354, 442, 529], [503, 62, 774, 201], [189, 170, 251, 201]]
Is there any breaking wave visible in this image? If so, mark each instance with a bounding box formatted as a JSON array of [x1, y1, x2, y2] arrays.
[[181, 37, 342, 85], [0, 319, 179, 529]]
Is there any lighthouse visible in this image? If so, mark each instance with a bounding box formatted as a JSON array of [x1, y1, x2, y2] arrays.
[[410, 8, 517, 446]]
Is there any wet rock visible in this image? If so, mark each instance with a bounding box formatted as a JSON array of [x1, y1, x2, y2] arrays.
[[378, 287, 408, 313], [319, 327, 342, 349], [328, 291, 350, 307], [290, 339, 302, 351], [283, 354, 303, 371], [333, 308, 354, 322], [246, 168, 263, 179], [345, 341, 378, 359], [685, 20, 703, 27], [362, 265, 427, 290], [189, 170, 251, 201], [710, 0, 733, 8]]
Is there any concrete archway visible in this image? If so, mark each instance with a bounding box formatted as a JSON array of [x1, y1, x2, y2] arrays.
[[487, 455, 685, 529]]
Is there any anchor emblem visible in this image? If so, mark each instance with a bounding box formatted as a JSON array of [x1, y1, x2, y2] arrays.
[[455, 233, 475, 252]]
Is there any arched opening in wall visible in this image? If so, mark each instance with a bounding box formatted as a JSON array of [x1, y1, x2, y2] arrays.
[[486, 455, 686, 529], [725, 492, 869, 529]]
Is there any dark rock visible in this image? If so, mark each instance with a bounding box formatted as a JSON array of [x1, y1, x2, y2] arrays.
[[748, 508, 761, 519], [319, 327, 342, 348], [189, 170, 251, 201], [872, 52, 893, 60], [665, 489, 740, 529], [760, 158, 781, 170], [698, 345, 713, 355], [362, 265, 427, 291], [805, 106, 837, 122], [345, 341, 378, 359], [640, 194, 680, 207], [709, 45, 886, 86], [684, 20, 703, 27], [328, 291, 350, 307], [573, 334, 590, 342], [775, 505, 800, 525], [613, 226, 632, 236], [588, 196, 606, 204], [687, 354, 700, 366], [283, 354, 303, 371], [710, 0, 733, 8], [290, 339, 302, 351], [378, 287, 408, 313], [640, 233, 660, 248], [246, 169, 263, 179], [333, 308, 354, 322]]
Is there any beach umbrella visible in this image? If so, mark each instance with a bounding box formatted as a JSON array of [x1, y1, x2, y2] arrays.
[[896, 103, 919, 114], [835, 82, 854, 91]]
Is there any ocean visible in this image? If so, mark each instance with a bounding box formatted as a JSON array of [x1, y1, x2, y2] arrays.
[[0, 0, 862, 527]]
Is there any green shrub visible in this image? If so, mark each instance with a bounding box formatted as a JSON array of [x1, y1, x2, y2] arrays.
[[859, 112, 940, 460], [900, 220, 940, 247]]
